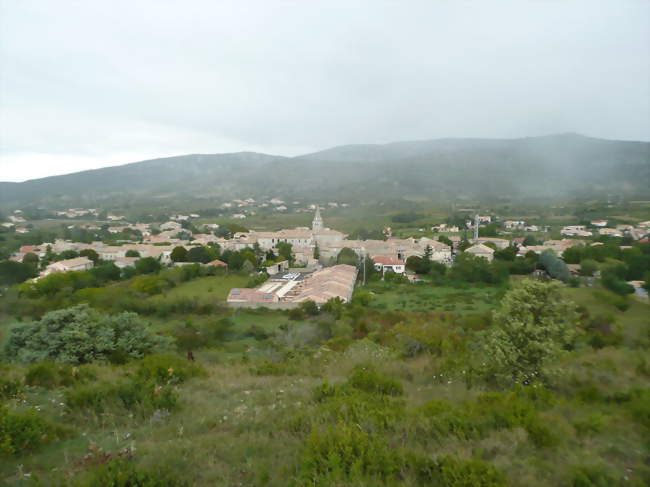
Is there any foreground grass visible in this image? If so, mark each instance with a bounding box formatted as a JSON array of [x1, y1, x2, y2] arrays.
[[1, 282, 648, 486]]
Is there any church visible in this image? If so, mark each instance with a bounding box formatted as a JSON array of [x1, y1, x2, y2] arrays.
[[234, 206, 346, 252], [219, 206, 452, 265]]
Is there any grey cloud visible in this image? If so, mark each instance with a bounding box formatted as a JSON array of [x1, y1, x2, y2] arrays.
[[1, 0, 648, 181]]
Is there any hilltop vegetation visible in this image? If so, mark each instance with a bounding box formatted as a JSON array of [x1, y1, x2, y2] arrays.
[[1, 134, 648, 208], [0, 270, 649, 485]]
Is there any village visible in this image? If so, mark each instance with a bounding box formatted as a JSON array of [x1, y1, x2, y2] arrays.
[[4, 204, 650, 307]]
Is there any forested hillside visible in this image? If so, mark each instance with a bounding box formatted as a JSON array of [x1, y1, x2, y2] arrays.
[[2, 134, 648, 206]]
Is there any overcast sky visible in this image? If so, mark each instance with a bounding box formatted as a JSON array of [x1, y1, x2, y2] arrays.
[[1, 0, 649, 182]]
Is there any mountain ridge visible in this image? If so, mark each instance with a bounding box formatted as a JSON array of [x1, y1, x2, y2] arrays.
[[1, 134, 648, 205]]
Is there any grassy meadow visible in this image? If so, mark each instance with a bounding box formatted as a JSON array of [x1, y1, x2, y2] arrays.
[[0, 274, 649, 486]]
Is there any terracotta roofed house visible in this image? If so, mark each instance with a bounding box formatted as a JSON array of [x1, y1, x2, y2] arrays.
[[372, 255, 406, 274], [464, 244, 495, 262], [42, 257, 94, 277]]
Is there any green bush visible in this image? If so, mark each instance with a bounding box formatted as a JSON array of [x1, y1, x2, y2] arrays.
[[318, 390, 404, 431], [347, 363, 404, 396], [74, 458, 189, 486], [24, 362, 96, 389], [250, 360, 298, 376], [435, 456, 506, 487], [5, 304, 172, 364], [135, 354, 206, 385], [570, 463, 615, 487], [415, 388, 558, 448], [626, 388, 650, 429], [0, 378, 23, 400], [524, 417, 559, 448], [65, 379, 178, 417], [299, 424, 401, 484], [0, 406, 69, 456], [573, 413, 606, 437]]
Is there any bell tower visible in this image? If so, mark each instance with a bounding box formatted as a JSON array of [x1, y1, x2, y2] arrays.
[[312, 205, 324, 231]]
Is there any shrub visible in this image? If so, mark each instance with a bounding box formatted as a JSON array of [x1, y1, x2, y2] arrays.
[[524, 417, 559, 448], [24, 362, 96, 389], [626, 388, 650, 428], [250, 360, 298, 377], [347, 363, 404, 396], [65, 379, 178, 417], [573, 413, 606, 437], [416, 388, 558, 447], [74, 458, 189, 486], [299, 424, 401, 484], [435, 456, 506, 487], [0, 406, 69, 456], [570, 463, 615, 487], [288, 308, 306, 321], [245, 324, 271, 340], [135, 354, 206, 385], [481, 279, 578, 385], [0, 378, 23, 400], [5, 304, 172, 364]]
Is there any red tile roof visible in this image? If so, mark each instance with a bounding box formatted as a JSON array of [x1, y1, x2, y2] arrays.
[[372, 255, 405, 266]]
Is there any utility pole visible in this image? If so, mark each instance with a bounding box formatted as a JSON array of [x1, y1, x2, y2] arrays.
[[474, 214, 479, 240]]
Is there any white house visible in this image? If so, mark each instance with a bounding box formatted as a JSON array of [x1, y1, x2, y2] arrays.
[[41, 257, 94, 277], [160, 221, 182, 231], [373, 255, 406, 274], [590, 220, 608, 227]]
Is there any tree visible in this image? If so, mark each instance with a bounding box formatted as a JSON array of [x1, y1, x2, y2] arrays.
[[336, 247, 358, 266], [579, 259, 598, 277], [22, 252, 39, 265], [299, 300, 320, 316], [170, 246, 188, 263], [438, 235, 453, 247], [321, 297, 345, 319], [458, 238, 471, 251], [222, 250, 245, 270], [130, 275, 169, 295], [478, 223, 499, 237], [600, 260, 634, 295], [135, 257, 161, 275], [482, 280, 577, 385], [90, 262, 121, 282], [423, 245, 433, 261], [125, 249, 141, 258], [450, 253, 506, 284], [277, 242, 295, 265], [4, 304, 171, 364], [79, 249, 100, 264], [58, 250, 79, 260], [173, 322, 205, 359], [0, 261, 37, 286], [562, 246, 583, 265], [406, 255, 431, 275], [313, 243, 320, 260], [539, 250, 570, 282], [523, 235, 538, 246], [494, 246, 517, 261], [187, 246, 211, 264]]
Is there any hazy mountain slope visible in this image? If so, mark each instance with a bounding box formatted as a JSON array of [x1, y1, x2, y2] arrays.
[[0, 152, 285, 204], [1, 134, 648, 206]]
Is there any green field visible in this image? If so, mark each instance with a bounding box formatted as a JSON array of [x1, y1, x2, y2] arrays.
[[163, 274, 250, 301], [365, 282, 504, 314]]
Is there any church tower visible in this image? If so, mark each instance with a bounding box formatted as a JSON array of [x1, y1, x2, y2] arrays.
[[312, 205, 324, 231]]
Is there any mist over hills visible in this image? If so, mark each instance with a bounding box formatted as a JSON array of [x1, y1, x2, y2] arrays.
[[1, 134, 649, 206]]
